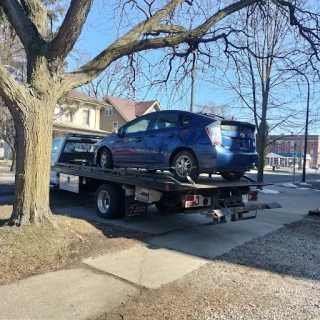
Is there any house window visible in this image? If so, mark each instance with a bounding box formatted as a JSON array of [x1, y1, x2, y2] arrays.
[[82, 110, 89, 125], [310, 141, 314, 147], [113, 122, 118, 131], [105, 105, 112, 116], [290, 140, 294, 146], [65, 112, 73, 123], [310, 149, 314, 154]]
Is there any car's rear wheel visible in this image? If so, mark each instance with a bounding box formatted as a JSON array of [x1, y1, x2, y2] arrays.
[[172, 150, 199, 182], [99, 148, 113, 169], [220, 170, 245, 181]]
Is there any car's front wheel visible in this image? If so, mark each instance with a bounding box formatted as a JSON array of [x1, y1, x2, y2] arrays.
[[172, 150, 199, 182], [220, 170, 245, 181], [99, 148, 113, 169]]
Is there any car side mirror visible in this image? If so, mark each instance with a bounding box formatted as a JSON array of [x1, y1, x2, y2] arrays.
[[115, 129, 125, 138]]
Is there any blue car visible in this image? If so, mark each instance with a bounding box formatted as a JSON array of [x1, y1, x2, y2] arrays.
[[93, 110, 258, 181]]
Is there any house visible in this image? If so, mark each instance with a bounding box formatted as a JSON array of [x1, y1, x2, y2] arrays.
[[99, 96, 162, 132], [53, 90, 109, 138]]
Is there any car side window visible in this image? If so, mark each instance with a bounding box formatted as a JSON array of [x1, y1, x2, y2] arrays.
[[125, 115, 153, 134], [151, 113, 179, 130], [181, 115, 192, 126]]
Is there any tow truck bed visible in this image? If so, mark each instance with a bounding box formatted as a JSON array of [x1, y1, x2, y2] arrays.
[[51, 163, 280, 223]]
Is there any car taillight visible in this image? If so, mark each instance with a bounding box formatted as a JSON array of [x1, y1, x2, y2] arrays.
[[205, 121, 222, 145], [185, 195, 199, 207]]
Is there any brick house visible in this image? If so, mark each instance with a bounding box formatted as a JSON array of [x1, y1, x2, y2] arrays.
[[268, 134, 320, 168]]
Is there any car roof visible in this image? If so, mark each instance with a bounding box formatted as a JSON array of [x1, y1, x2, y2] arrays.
[[150, 109, 216, 123]]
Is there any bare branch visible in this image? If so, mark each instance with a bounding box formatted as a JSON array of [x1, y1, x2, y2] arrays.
[[67, 0, 261, 88], [0, 0, 45, 53], [47, 0, 94, 67]]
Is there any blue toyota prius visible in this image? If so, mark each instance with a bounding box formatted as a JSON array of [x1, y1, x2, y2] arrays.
[[93, 110, 258, 182]]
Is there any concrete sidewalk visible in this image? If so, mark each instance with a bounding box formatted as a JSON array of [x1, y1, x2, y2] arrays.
[[0, 185, 319, 320]]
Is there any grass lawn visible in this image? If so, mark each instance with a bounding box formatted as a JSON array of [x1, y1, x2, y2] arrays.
[[0, 206, 150, 285]]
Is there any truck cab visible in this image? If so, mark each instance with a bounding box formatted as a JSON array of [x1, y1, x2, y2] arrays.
[[50, 133, 105, 186]]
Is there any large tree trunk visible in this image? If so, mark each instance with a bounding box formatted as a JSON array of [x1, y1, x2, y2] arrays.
[[9, 101, 54, 226]]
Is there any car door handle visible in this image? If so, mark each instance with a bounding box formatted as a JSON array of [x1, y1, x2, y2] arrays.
[[136, 137, 142, 142], [167, 132, 175, 138]]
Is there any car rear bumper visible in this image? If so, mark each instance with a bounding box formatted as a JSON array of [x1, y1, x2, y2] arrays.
[[197, 145, 258, 173]]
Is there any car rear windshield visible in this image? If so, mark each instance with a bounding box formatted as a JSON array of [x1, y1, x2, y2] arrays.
[[221, 122, 255, 137], [62, 139, 99, 153]]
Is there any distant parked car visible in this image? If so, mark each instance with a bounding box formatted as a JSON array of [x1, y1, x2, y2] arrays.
[[290, 164, 299, 169], [93, 110, 258, 182], [311, 165, 318, 170]]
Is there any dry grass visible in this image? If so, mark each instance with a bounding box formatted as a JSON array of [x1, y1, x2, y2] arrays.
[[0, 207, 147, 285], [0, 214, 102, 285]]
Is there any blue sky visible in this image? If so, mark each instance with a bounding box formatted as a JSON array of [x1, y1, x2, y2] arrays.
[[68, 1, 320, 135]]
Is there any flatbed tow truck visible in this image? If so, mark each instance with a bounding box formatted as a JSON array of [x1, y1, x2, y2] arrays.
[[51, 161, 281, 224]]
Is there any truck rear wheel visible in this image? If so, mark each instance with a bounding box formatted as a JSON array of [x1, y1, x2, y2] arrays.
[[95, 184, 120, 219]]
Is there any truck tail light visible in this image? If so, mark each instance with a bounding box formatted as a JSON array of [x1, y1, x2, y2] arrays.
[[248, 191, 258, 201], [205, 121, 222, 145], [185, 195, 200, 207]]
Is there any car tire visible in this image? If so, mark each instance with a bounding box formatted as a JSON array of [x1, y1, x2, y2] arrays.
[[172, 150, 199, 182], [220, 171, 245, 181], [99, 148, 113, 169], [95, 184, 120, 219]]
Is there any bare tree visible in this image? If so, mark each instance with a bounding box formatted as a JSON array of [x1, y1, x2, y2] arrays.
[[196, 101, 231, 119], [0, 0, 319, 226], [218, 1, 316, 182]]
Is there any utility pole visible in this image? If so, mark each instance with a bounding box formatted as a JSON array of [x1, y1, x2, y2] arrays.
[[300, 72, 310, 183]]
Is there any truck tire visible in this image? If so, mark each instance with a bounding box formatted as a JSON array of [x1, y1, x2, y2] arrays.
[[172, 150, 199, 182], [99, 148, 113, 169], [95, 184, 120, 219]]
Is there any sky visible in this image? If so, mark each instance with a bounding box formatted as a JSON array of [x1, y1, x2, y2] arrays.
[[67, 1, 320, 136]]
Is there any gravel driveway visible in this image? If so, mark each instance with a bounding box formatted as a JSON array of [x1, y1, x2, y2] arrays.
[[99, 216, 320, 320]]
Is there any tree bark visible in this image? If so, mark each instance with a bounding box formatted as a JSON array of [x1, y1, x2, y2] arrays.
[[9, 100, 54, 225]]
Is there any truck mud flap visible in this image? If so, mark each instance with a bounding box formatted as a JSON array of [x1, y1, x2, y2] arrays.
[[203, 202, 281, 224]]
